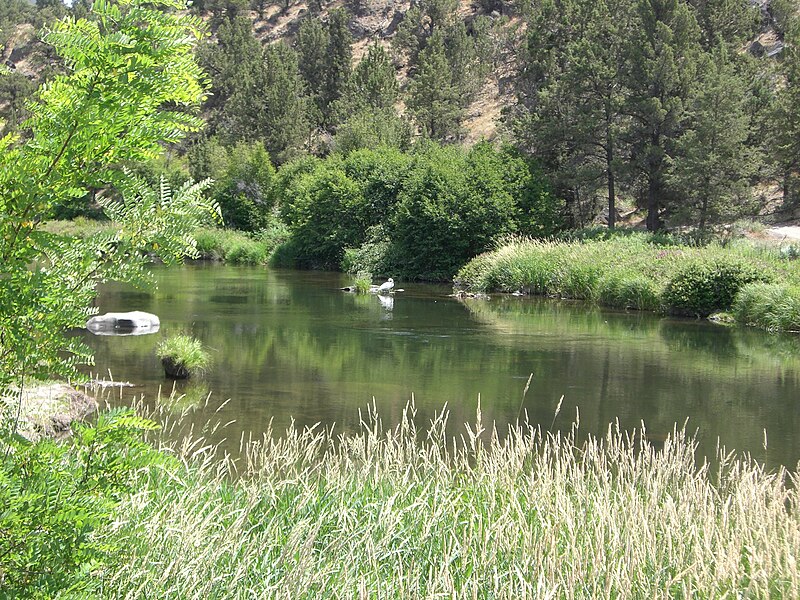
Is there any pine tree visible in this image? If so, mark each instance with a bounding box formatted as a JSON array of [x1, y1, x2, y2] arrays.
[[296, 15, 329, 124], [623, 0, 702, 230], [226, 42, 312, 162], [407, 31, 463, 141], [296, 10, 353, 130], [670, 42, 759, 229], [687, 0, 759, 49], [336, 41, 398, 118], [513, 0, 630, 227], [197, 15, 263, 127], [321, 8, 353, 128], [772, 11, 800, 205]]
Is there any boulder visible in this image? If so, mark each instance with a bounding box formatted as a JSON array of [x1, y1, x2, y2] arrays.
[[86, 311, 160, 335]]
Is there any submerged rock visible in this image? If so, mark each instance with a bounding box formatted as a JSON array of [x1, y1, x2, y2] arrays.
[[86, 311, 160, 335]]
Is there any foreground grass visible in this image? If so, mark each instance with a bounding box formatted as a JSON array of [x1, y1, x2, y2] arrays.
[[97, 405, 800, 598], [457, 235, 800, 330]]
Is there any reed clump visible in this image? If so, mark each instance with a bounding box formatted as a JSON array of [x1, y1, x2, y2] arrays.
[[456, 235, 800, 326], [99, 405, 800, 599], [733, 282, 800, 332]]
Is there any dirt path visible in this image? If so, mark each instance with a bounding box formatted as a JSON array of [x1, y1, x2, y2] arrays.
[[767, 225, 800, 241]]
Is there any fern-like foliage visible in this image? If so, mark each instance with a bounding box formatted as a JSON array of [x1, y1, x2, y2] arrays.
[[0, 408, 168, 597], [0, 0, 215, 389]]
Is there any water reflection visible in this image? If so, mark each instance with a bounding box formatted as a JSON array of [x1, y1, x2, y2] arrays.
[[84, 264, 800, 469]]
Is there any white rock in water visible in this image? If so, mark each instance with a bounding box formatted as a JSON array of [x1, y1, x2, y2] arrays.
[[86, 311, 160, 335]]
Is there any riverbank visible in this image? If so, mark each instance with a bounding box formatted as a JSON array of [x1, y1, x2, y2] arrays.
[[93, 407, 799, 597], [43, 220, 285, 266], [456, 235, 800, 331]]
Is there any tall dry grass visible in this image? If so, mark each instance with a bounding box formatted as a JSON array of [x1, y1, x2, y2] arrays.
[[97, 401, 800, 599]]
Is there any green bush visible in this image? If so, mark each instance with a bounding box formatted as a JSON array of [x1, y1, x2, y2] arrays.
[[342, 147, 411, 222], [192, 227, 278, 264], [662, 259, 769, 317], [271, 144, 560, 279], [732, 282, 800, 332], [225, 238, 269, 265], [341, 225, 392, 276], [189, 139, 276, 231], [386, 145, 519, 279], [279, 161, 367, 269]]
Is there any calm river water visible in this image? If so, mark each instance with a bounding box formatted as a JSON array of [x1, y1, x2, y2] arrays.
[[84, 264, 800, 468]]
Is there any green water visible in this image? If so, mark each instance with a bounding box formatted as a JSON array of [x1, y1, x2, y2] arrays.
[[85, 264, 800, 468]]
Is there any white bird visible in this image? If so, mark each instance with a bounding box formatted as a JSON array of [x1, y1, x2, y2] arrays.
[[378, 278, 394, 293]]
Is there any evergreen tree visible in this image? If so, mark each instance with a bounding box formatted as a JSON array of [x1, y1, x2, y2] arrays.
[[335, 41, 398, 118], [394, 0, 457, 67], [296, 15, 329, 123], [772, 11, 800, 205], [197, 15, 263, 126], [295, 9, 353, 131], [513, 0, 630, 227], [407, 31, 463, 141], [687, 0, 758, 49], [670, 43, 759, 229], [321, 8, 353, 128], [226, 41, 312, 162], [623, 0, 702, 230]]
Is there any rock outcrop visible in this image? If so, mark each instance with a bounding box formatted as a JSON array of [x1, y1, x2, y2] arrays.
[[86, 311, 160, 335]]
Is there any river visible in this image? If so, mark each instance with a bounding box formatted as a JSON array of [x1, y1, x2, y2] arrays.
[[84, 264, 800, 468]]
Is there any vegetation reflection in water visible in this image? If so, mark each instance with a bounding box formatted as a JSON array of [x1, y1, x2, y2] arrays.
[[85, 264, 800, 467]]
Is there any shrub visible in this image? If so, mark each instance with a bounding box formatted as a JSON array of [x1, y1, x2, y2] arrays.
[[271, 144, 565, 279], [662, 259, 769, 317], [225, 238, 269, 265], [156, 335, 211, 378], [279, 162, 366, 269], [192, 227, 277, 264], [189, 139, 276, 231], [341, 225, 392, 276], [0, 408, 162, 597], [352, 272, 373, 294], [732, 282, 800, 332], [387, 145, 519, 279]]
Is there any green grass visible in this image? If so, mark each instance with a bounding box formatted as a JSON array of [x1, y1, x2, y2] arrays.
[[41, 217, 118, 238], [456, 234, 800, 327], [155, 335, 211, 376], [95, 404, 800, 598], [352, 271, 373, 294], [192, 227, 273, 265], [733, 282, 800, 332], [43, 220, 284, 266]]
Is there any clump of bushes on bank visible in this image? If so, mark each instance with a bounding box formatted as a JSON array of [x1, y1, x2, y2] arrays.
[[456, 235, 800, 325], [93, 407, 800, 598]]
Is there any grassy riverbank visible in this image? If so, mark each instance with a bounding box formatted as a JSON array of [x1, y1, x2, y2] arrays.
[[457, 235, 800, 331], [91, 406, 800, 598], [43, 220, 287, 266]]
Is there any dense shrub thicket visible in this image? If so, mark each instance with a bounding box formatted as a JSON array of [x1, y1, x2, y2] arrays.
[[276, 143, 563, 278]]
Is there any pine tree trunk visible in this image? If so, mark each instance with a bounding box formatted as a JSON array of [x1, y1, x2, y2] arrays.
[[646, 174, 661, 231], [606, 131, 616, 230], [699, 196, 708, 231]]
